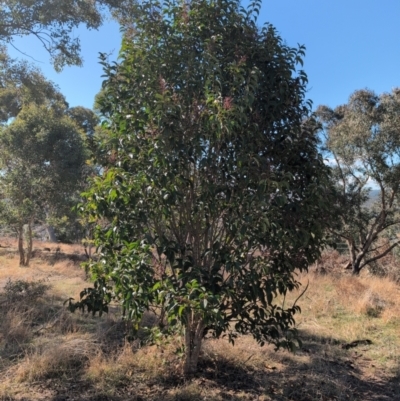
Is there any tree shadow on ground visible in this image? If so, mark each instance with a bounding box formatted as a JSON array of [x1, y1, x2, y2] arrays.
[[258, 329, 400, 401], [33, 250, 87, 265], [0, 247, 87, 266], [176, 329, 400, 401]]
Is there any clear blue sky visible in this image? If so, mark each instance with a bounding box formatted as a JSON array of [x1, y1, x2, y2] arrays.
[[6, 0, 400, 111]]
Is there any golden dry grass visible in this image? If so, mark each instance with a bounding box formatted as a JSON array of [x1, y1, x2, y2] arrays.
[[0, 244, 399, 400], [0, 238, 85, 279]]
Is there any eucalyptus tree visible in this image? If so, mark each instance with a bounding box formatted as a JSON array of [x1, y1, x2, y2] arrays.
[[0, 0, 137, 71], [0, 59, 90, 261], [0, 49, 66, 121], [79, 0, 331, 374], [0, 103, 88, 263], [316, 88, 400, 275]]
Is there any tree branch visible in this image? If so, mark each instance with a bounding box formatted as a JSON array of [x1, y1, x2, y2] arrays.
[[360, 240, 400, 270]]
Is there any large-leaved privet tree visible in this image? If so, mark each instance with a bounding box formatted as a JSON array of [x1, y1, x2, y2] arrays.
[[316, 89, 400, 275], [81, 0, 331, 374]]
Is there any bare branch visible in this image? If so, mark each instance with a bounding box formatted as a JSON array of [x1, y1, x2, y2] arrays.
[[7, 41, 44, 64], [360, 241, 400, 270]]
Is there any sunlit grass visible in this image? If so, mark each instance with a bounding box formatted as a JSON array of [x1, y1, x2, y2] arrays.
[[0, 245, 399, 400]]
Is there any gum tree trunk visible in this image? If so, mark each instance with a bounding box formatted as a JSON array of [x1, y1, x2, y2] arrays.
[[46, 225, 57, 242], [25, 221, 33, 267], [18, 225, 26, 266], [347, 237, 399, 275], [347, 239, 362, 275], [184, 314, 205, 375], [17, 223, 34, 267]]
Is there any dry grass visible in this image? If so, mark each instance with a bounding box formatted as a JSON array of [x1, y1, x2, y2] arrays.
[[290, 253, 400, 388], [0, 238, 86, 290], [14, 334, 97, 382], [0, 244, 399, 400]]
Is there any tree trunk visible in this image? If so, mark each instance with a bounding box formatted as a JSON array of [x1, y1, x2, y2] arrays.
[[352, 260, 362, 275], [46, 225, 57, 242], [25, 221, 33, 267], [18, 226, 26, 266], [83, 225, 94, 259], [184, 314, 205, 375], [17, 223, 34, 267], [347, 239, 362, 275]]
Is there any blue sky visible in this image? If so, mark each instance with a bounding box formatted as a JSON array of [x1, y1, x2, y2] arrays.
[[6, 0, 400, 111]]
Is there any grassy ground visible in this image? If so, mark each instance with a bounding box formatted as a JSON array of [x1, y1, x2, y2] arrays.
[[0, 240, 399, 400]]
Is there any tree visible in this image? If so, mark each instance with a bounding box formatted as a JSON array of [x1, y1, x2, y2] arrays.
[[0, 64, 89, 263], [0, 159, 40, 266], [80, 0, 331, 374], [0, 54, 98, 208], [0, 48, 67, 121], [0, 0, 135, 71], [316, 89, 400, 275], [67, 105, 101, 160]]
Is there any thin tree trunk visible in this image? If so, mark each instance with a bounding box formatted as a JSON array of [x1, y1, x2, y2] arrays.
[[352, 261, 361, 275], [25, 221, 33, 267], [347, 239, 364, 275], [83, 225, 94, 259], [184, 314, 205, 375], [18, 226, 26, 266]]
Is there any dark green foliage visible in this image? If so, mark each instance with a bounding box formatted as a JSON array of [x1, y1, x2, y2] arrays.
[[65, 277, 111, 316], [80, 0, 332, 373]]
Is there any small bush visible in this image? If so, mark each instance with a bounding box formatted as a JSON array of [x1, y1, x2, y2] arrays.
[[0, 280, 51, 356], [3, 279, 49, 306]]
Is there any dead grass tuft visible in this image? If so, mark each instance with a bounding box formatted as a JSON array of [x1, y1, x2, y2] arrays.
[[1, 310, 32, 354], [333, 274, 400, 320], [85, 341, 184, 397], [166, 382, 208, 401], [15, 334, 97, 382], [85, 346, 136, 392], [0, 280, 52, 356]]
